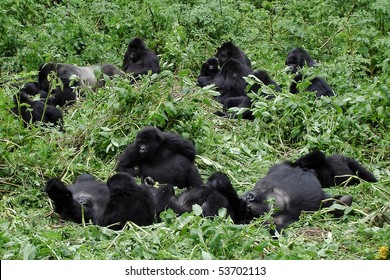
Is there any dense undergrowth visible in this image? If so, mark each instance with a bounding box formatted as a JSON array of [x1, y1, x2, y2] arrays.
[[0, 0, 389, 260]]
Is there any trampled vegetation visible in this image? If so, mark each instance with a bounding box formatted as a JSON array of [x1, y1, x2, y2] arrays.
[[0, 0, 389, 260]]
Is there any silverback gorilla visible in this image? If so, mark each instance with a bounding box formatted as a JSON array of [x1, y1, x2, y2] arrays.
[[45, 173, 156, 229]]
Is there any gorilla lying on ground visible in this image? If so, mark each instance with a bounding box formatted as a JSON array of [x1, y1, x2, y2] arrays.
[[155, 172, 248, 224], [11, 90, 63, 130], [38, 62, 123, 106], [116, 126, 203, 189], [288, 150, 378, 188], [45, 173, 156, 229], [242, 162, 353, 231]]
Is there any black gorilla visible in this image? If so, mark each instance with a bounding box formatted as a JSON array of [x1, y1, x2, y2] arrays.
[[214, 95, 254, 120], [249, 70, 282, 97], [288, 150, 378, 188], [285, 48, 316, 73], [289, 73, 335, 97], [158, 172, 248, 224], [20, 82, 42, 96], [285, 48, 335, 97], [197, 57, 220, 87], [212, 58, 253, 104], [38, 62, 123, 106], [215, 41, 251, 68], [116, 126, 203, 189], [11, 90, 63, 129], [45, 173, 156, 229], [45, 174, 109, 224], [215, 69, 281, 120], [242, 163, 353, 231], [96, 173, 155, 229], [122, 38, 160, 77]]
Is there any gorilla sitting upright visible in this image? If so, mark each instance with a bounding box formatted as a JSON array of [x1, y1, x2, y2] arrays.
[[116, 126, 203, 189]]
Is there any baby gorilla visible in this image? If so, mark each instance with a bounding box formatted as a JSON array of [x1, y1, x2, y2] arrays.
[[116, 126, 203, 189], [197, 57, 220, 87], [242, 163, 353, 231], [157, 172, 248, 224], [11, 90, 63, 130], [288, 150, 378, 188], [45, 173, 155, 229], [122, 38, 160, 77]]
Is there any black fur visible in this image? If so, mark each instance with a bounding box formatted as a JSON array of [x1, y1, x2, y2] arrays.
[[285, 48, 316, 73], [242, 163, 353, 231], [289, 73, 335, 97], [215, 41, 251, 68], [122, 38, 160, 77], [215, 69, 281, 120], [96, 173, 155, 229], [289, 150, 378, 187], [45, 174, 109, 224], [116, 126, 203, 189], [11, 91, 63, 129], [45, 173, 156, 229], [285, 48, 335, 97], [197, 57, 220, 87], [212, 58, 253, 104], [161, 172, 248, 223]]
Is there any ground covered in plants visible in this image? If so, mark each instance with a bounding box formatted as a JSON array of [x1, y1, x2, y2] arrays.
[[0, 0, 389, 260]]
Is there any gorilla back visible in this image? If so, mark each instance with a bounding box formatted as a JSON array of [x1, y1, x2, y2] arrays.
[[244, 164, 331, 231]]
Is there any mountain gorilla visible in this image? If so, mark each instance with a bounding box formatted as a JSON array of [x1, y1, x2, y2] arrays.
[[214, 69, 281, 120], [242, 163, 353, 231], [215, 41, 251, 68], [96, 173, 155, 229], [197, 57, 220, 87], [11, 90, 63, 129], [116, 126, 203, 189], [45, 173, 156, 229], [157, 172, 248, 224], [45, 174, 109, 224], [285, 48, 316, 73], [212, 58, 253, 104], [122, 38, 160, 77], [38, 62, 123, 106], [285, 48, 335, 97], [288, 150, 378, 188], [289, 73, 335, 97]]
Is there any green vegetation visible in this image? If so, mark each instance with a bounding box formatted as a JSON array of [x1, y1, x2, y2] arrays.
[[0, 0, 389, 260]]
